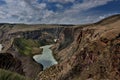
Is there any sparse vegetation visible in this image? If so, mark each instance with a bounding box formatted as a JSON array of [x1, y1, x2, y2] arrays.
[[14, 38, 41, 56], [0, 69, 31, 80]]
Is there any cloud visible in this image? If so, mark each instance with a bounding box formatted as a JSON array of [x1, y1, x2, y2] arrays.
[[0, 0, 116, 24], [40, 0, 114, 24], [0, 0, 54, 23], [56, 4, 63, 9], [65, 0, 113, 14], [48, 0, 75, 3]]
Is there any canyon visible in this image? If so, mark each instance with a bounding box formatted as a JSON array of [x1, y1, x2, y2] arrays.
[[0, 14, 120, 80]]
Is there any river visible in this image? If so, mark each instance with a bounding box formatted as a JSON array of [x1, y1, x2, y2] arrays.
[[33, 45, 58, 69]]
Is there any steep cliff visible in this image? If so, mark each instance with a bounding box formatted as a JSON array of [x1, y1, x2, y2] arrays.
[[0, 24, 72, 52], [37, 14, 120, 80], [0, 53, 24, 75], [0, 52, 43, 79], [0, 24, 74, 79]]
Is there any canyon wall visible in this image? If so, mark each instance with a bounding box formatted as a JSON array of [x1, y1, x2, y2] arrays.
[[37, 14, 120, 80], [0, 24, 74, 79]]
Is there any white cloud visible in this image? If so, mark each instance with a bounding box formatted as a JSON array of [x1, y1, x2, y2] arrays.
[[0, 0, 53, 23], [0, 0, 116, 24], [65, 0, 113, 13], [48, 0, 75, 3], [39, 0, 114, 24], [56, 4, 63, 9]]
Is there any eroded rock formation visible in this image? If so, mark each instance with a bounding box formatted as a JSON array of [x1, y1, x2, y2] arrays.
[[37, 14, 120, 80]]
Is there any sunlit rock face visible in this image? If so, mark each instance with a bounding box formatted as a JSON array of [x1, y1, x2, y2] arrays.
[[33, 45, 58, 69], [36, 14, 120, 80]]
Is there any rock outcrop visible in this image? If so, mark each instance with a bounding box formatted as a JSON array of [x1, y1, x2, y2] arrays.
[[37, 14, 120, 80], [6, 47, 44, 79], [0, 53, 24, 75], [0, 52, 43, 79]]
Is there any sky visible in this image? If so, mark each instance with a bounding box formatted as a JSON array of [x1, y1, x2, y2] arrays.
[[0, 0, 120, 24]]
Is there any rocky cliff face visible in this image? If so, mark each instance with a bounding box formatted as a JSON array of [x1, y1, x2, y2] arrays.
[[0, 24, 73, 52], [0, 53, 24, 75], [0, 24, 74, 79], [0, 52, 43, 79], [37, 14, 120, 80]]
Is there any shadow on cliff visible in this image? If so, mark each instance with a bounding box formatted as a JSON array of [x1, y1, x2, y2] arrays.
[[0, 53, 24, 75]]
